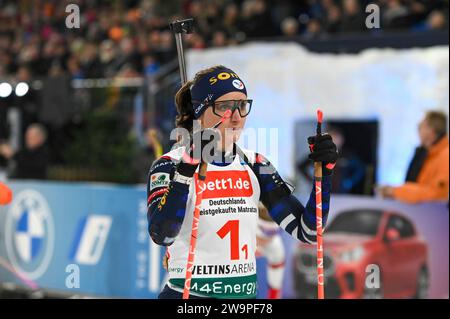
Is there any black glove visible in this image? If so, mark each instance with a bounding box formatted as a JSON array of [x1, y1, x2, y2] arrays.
[[176, 128, 221, 177], [307, 133, 338, 176]]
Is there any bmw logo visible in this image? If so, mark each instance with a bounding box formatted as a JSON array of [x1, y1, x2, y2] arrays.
[[4, 190, 54, 280]]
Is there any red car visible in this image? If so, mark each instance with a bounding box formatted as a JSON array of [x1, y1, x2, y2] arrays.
[[293, 209, 429, 299]]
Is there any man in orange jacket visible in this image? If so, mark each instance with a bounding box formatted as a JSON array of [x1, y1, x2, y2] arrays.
[[380, 111, 449, 204], [0, 182, 12, 205]]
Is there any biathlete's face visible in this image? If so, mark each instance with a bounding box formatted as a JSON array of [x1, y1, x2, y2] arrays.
[[200, 91, 249, 151]]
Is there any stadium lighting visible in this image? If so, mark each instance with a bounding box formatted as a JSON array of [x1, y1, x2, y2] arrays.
[[15, 82, 29, 97], [0, 82, 13, 98]]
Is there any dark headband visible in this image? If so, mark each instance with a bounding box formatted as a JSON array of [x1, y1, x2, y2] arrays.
[[190, 67, 247, 119]]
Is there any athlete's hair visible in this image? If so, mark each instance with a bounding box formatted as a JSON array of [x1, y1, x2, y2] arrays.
[[424, 110, 447, 137], [175, 65, 227, 132]]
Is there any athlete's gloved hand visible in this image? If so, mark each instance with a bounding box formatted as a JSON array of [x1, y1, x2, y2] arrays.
[[176, 128, 221, 177], [307, 133, 338, 176]]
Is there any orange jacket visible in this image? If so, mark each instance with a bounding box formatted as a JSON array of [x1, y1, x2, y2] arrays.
[[393, 136, 449, 204], [0, 182, 13, 205]]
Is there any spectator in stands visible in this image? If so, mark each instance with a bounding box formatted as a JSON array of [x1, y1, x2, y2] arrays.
[[79, 42, 102, 78], [340, 0, 365, 32], [143, 54, 161, 76], [114, 37, 142, 74], [240, 0, 276, 38], [425, 10, 448, 30], [67, 55, 85, 80], [379, 111, 449, 204], [98, 40, 119, 78], [186, 33, 207, 50], [222, 3, 241, 41], [383, 0, 410, 29], [324, 4, 342, 33], [281, 17, 300, 37], [304, 18, 323, 39], [0, 124, 49, 180], [211, 31, 229, 48], [154, 31, 176, 64]]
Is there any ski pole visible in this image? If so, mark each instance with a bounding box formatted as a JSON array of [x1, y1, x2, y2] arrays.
[[314, 109, 325, 299], [182, 110, 231, 299]]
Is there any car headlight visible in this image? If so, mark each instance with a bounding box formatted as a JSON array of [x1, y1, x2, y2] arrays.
[[340, 246, 365, 263]]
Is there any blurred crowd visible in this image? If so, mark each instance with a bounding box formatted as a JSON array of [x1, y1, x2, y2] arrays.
[[0, 0, 448, 82]]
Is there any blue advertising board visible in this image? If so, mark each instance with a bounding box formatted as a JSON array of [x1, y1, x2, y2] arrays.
[[0, 181, 166, 298]]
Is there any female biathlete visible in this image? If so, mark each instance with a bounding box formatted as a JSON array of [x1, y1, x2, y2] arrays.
[[147, 65, 338, 299]]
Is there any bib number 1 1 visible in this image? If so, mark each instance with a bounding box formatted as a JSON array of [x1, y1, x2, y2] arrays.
[[217, 220, 248, 260]]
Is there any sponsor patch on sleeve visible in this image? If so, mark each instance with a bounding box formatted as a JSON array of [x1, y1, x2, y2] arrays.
[[150, 173, 170, 191]]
